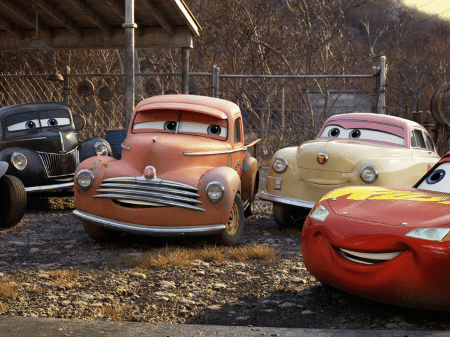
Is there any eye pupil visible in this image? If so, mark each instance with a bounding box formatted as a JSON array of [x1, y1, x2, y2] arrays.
[[164, 121, 177, 131], [349, 129, 361, 139], [426, 169, 446, 184], [26, 121, 36, 129], [207, 125, 221, 135], [328, 128, 340, 137], [48, 118, 58, 126]]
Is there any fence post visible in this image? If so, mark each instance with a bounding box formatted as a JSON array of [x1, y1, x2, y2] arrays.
[[211, 65, 216, 97], [123, 0, 137, 129], [63, 66, 70, 106], [378, 56, 386, 114], [182, 48, 189, 94]]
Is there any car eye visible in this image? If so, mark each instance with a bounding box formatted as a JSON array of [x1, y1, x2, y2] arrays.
[[26, 121, 37, 129], [426, 169, 445, 185], [164, 121, 177, 131], [47, 118, 58, 126], [207, 125, 222, 136], [328, 128, 340, 138], [349, 129, 361, 139]]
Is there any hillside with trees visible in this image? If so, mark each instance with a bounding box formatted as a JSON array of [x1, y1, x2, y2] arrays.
[[184, 0, 450, 120]]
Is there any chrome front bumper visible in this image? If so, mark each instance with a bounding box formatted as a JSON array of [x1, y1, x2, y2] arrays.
[[25, 182, 74, 193], [258, 190, 316, 210], [73, 209, 226, 236]]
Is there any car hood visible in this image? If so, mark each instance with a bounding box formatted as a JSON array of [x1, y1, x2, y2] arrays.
[[322, 186, 450, 228], [116, 133, 232, 184], [2, 129, 78, 153], [298, 140, 409, 173]]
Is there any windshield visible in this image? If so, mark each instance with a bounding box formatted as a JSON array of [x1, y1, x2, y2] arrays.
[[416, 162, 450, 193], [318, 124, 405, 147], [6, 109, 72, 132], [132, 109, 228, 140]]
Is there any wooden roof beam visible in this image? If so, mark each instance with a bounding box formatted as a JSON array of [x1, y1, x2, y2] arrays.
[[0, 0, 53, 39], [104, 0, 125, 21], [65, 0, 113, 37], [30, 0, 83, 39], [0, 17, 25, 39], [142, 0, 175, 36]]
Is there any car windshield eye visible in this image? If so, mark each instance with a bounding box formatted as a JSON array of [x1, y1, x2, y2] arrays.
[[328, 128, 340, 138], [349, 129, 361, 139], [25, 121, 36, 129], [163, 121, 177, 131], [207, 125, 222, 135], [47, 118, 58, 126], [426, 169, 446, 185]]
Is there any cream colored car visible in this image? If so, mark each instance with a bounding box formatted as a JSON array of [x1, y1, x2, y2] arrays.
[[259, 113, 441, 227]]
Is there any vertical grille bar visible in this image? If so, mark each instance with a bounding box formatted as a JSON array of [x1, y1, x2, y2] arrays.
[[38, 149, 79, 177]]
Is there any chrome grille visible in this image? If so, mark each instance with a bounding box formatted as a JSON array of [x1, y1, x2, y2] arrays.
[[38, 149, 79, 178], [94, 176, 205, 212]]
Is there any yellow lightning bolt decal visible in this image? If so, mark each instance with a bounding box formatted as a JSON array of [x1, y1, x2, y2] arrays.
[[320, 186, 450, 204]]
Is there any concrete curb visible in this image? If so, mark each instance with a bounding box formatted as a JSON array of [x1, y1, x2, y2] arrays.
[[0, 316, 448, 337]]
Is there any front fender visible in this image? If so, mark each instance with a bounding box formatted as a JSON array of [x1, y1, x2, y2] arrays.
[[241, 156, 259, 203], [78, 137, 112, 162], [0, 161, 7, 177], [199, 166, 241, 222], [0, 147, 47, 186]]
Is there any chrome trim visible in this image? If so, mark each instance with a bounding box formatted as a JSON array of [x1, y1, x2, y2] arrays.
[[102, 176, 199, 191], [25, 181, 74, 193], [258, 190, 316, 209], [98, 182, 200, 197], [360, 164, 378, 183], [73, 210, 225, 236], [121, 143, 131, 150], [317, 152, 328, 165], [272, 156, 288, 173], [184, 148, 246, 156], [95, 176, 204, 211], [95, 188, 203, 205], [38, 148, 79, 178]]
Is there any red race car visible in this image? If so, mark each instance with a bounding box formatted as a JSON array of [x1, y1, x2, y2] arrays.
[[302, 153, 450, 310]]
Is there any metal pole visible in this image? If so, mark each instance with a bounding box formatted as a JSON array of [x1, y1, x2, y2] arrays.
[[182, 48, 189, 94], [123, 0, 137, 129], [63, 66, 70, 105], [378, 56, 386, 114], [211, 65, 217, 97]]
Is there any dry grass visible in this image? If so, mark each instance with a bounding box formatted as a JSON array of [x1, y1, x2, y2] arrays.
[[123, 243, 278, 269], [47, 270, 78, 289], [0, 282, 18, 298], [0, 302, 6, 313], [97, 304, 132, 321]]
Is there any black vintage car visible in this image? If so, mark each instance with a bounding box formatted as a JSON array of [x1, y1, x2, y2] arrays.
[[0, 161, 26, 228], [0, 102, 111, 194]]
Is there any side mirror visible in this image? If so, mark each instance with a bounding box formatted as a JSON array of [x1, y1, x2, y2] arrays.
[[73, 114, 86, 130]]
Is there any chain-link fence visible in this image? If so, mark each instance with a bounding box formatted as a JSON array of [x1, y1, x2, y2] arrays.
[[0, 68, 380, 163]]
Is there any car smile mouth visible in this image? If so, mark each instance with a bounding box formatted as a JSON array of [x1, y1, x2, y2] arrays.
[[338, 248, 402, 265]]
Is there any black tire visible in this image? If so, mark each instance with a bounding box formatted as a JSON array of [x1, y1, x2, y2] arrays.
[[0, 175, 27, 228], [244, 176, 259, 218], [273, 203, 308, 228], [82, 222, 120, 241], [215, 194, 245, 246]]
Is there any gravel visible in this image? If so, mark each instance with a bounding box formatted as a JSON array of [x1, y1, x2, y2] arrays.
[[0, 196, 449, 331]]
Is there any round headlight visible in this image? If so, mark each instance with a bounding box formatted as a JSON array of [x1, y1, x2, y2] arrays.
[[11, 152, 27, 170], [76, 169, 95, 191], [272, 156, 288, 174], [94, 141, 109, 156], [206, 181, 225, 203], [360, 165, 378, 183]]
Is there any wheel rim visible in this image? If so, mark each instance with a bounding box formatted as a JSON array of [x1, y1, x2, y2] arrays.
[[226, 202, 239, 236]]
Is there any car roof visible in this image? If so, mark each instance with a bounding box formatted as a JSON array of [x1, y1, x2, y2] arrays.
[[0, 102, 71, 119], [134, 95, 241, 120], [326, 113, 424, 130]]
